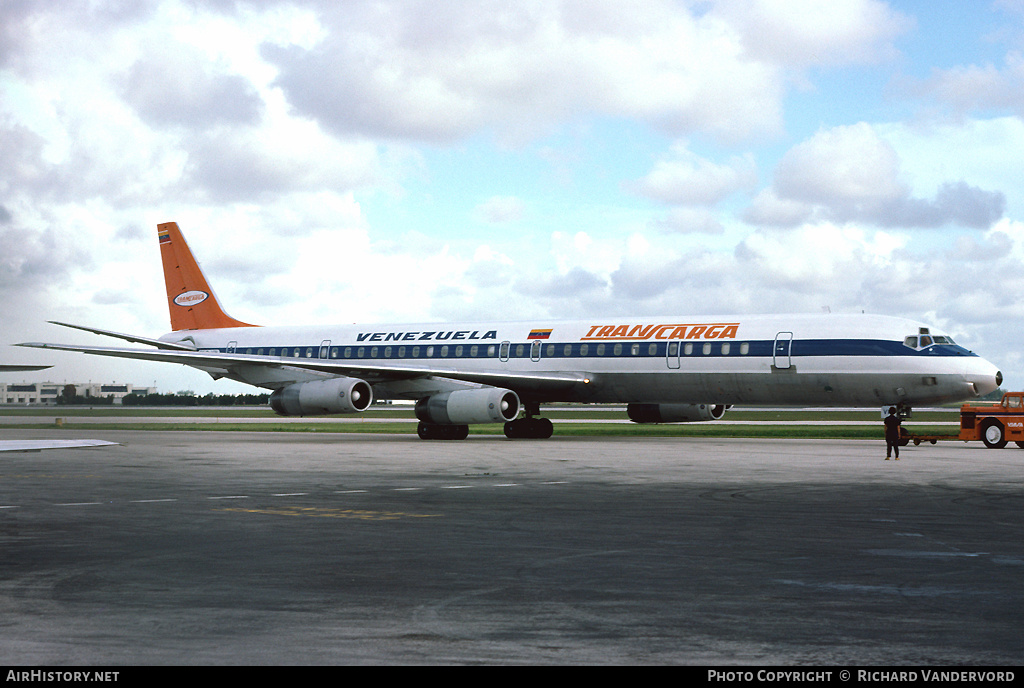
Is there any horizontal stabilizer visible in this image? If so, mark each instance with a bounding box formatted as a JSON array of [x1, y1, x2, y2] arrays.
[[48, 321, 197, 351], [0, 439, 118, 453]]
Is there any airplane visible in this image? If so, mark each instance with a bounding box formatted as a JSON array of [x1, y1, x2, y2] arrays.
[[16, 221, 1002, 440], [0, 439, 118, 453], [0, 365, 117, 452]]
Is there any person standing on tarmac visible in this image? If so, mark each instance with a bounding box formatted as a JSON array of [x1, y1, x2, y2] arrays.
[[884, 407, 902, 460]]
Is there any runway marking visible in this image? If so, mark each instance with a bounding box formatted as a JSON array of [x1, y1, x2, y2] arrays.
[[215, 506, 440, 521], [0, 479, 570, 512]]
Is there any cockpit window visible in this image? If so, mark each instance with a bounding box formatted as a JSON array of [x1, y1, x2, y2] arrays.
[[903, 329, 956, 351]]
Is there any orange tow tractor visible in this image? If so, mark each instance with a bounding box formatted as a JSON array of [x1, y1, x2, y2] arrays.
[[903, 391, 1024, 449]]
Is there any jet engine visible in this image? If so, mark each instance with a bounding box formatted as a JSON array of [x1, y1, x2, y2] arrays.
[[415, 388, 520, 425], [627, 403, 728, 424], [270, 377, 373, 416]]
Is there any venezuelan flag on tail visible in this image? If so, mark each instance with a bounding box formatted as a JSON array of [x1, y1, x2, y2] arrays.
[[157, 222, 255, 331]]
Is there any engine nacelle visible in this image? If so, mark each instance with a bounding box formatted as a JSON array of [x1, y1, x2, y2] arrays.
[[270, 377, 373, 416], [627, 403, 728, 424], [415, 388, 520, 425]]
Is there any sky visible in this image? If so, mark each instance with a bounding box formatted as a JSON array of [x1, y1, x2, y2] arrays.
[[3, 0, 1024, 396]]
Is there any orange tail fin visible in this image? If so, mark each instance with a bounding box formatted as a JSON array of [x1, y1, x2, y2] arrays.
[[157, 222, 256, 331]]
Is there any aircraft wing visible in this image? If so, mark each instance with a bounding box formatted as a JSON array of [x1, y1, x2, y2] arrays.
[[0, 439, 118, 453], [14, 341, 590, 392]]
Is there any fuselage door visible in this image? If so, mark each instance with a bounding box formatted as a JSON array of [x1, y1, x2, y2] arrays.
[[666, 340, 681, 369], [226, 340, 237, 354], [773, 332, 793, 369], [319, 340, 331, 359], [530, 340, 542, 362], [499, 341, 510, 362]]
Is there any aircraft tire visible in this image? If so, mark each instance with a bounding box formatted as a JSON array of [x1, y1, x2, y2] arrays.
[[982, 420, 1008, 449], [417, 422, 469, 440], [503, 417, 554, 439]]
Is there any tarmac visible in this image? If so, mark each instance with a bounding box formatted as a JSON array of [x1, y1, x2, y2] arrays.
[[0, 429, 1021, 665]]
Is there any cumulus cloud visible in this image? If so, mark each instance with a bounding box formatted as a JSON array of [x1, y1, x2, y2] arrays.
[[264, 0, 786, 143], [120, 45, 264, 129], [713, 0, 911, 67], [628, 144, 757, 207], [750, 123, 1005, 229], [919, 51, 1024, 117]]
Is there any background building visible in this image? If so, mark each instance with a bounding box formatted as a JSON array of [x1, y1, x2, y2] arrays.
[[0, 382, 157, 405]]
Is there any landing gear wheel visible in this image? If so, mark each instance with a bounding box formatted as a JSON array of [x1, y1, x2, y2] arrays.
[[417, 422, 469, 440], [503, 417, 554, 439], [982, 421, 1007, 449]]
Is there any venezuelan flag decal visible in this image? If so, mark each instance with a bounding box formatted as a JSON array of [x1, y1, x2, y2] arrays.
[[158, 227, 171, 244], [527, 328, 553, 340]]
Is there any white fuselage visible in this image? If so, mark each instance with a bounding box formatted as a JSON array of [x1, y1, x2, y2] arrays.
[[163, 312, 1002, 408]]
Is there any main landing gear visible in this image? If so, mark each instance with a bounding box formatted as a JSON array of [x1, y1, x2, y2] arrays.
[[503, 401, 553, 439], [417, 422, 469, 440], [415, 402, 554, 440]]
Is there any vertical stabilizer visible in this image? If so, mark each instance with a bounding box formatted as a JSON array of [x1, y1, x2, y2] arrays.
[[157, 222, 255, 331]]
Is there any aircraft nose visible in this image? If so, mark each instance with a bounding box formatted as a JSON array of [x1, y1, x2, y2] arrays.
[[966, 356, 1002, 397]]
